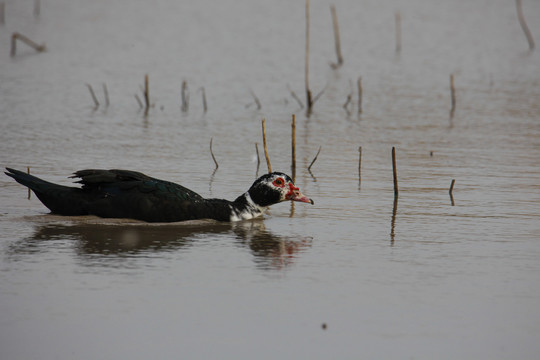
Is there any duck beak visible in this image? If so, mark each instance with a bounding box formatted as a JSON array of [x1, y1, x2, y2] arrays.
[[286, 183, 314, 205]]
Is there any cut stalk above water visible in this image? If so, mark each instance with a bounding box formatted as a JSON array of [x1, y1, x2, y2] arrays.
[[10, 32, 46, 57], [330, 5, 344, 69], [261, 118, 272, 173]]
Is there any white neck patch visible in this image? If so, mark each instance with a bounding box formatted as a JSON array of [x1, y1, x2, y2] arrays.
[[229, 193, 267, 221]]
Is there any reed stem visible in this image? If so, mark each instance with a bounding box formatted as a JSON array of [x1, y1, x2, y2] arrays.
[[395, 11, 402, 54], [255, 143, 261, 170], [103, 83, 110, 107], [305, 0, 313, 113], [250, 89, 261, 110], [358, 146, 362, 187], [86, 84, 100, 109], [200, 87, 207, 113], [357, 77, 363, 114], [10, 32, 46, 57], [135, 94, 143, 109], [330, 5, 344, 69], [288, 86, 304, 109], [392, 146, 399, 198], [262, 119, 272, 173], [144, 74, 150, 115], [449, 179, 456, 206], [181, 80, 189, 112], [450, 74, 456, 118], [210, 138, 219, 169], [516, 0, 535, 50], [27, 166, 31, 199], [291, 114, 296, 178], [308, 146, 322, 172]]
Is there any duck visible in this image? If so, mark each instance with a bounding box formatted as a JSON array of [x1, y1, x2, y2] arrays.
[[5, 168, 313, 223]]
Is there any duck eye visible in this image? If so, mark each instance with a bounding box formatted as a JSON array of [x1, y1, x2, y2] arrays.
[[272, 177, 285, 187]]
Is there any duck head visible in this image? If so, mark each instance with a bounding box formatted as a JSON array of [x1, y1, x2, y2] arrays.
[[248, 172, 314, 207]]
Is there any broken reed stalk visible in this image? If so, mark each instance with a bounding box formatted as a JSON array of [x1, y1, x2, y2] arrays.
[[255, 143, 261, 170], [357, 77, 363, 114], [289, 87, 304, 108], [261, 118, 272, 173], [358, 146, 362, 186], [343, 90, 352, 115], [392, 146, 399, 198], [27, 166, 31, 199], [449, 179, 456, 194], [305, 0, 313, 112], [200, 87, 208, 113], [250, 89, 262, 110], [86, 84, 100, 109], [390, 197, 398, 244], [181, 80, 189, 112], [135, 94, 143, 109], [291, 114, 296, 177], [308, 146, 322, 172], [449, 179, 456, 206], [10, 32, 46, 57], [102, 83, 110, 107], [449, 74, 456, 118], [516, 0, 535, 50], [143, 74, 150, 115], [395, 11, 402, 54], [210, 138, 219, 169], [330, 5, 344, 69]]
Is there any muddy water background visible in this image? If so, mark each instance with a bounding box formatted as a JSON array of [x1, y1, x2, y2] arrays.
[[1, 0, 540, 359]]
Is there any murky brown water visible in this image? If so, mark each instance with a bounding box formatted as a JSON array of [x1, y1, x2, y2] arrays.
[[1, 0, 540, 359]]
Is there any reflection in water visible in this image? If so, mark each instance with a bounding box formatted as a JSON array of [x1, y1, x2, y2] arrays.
[[232, 221, 312, 270], [8, 219, 311, 270], [390, 197, 398, 245]]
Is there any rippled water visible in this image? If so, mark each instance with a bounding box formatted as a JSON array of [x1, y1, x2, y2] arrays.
[[1, 0, 540, 359]]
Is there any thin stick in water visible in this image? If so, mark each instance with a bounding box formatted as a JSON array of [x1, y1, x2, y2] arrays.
[[449, 74, 456, 118], [27, 166, 31, 199], [10, 32, 46, 57], [330, 5, 344, 69], [210, 138, 219, 169], [305, 0, 313, 113], [262, 118, 272, 173], [249, 89, 262, 110], [449, 179, 456, 206], [291, 114, 296, 177], [181, 80, 189, 112], [358, 146, 362, 187], [200, 87, 208, 113], [308, 146, 322, 172], [343, 90, 352, 116], [357, 77, 363, 114], [516, 0, 535, 50], [395, 11, 402, 54], [135, 94, 143, 109], [103, 83, 110, 107], [392, 146, 399, 198], [144, 74, 150, 115], [390, 197, 398, 244], [86, 84, 100, 109], [255, 142, 261, 170], [288, 85, 304, 109]]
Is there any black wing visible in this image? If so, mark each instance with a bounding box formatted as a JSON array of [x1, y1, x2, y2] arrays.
[[71, 169, 210, 222]]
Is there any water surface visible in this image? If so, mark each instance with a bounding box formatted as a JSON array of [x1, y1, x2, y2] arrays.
[[1, 0, 539, 359]]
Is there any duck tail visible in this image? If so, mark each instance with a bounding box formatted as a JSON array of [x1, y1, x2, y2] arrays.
[[5, 167, 87, 215]]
